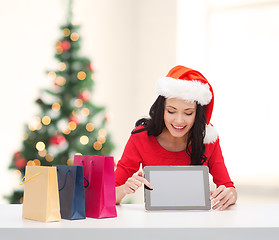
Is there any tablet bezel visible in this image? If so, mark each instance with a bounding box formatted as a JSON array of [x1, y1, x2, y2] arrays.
[[144, 166, 211, 211]]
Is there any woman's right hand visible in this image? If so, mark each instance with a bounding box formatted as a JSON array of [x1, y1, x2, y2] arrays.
[[122, 171, 153, 194], [116, 171, 153, 204]]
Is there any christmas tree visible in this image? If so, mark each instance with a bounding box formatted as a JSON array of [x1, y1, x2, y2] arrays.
[[6, 1, 114, 204]]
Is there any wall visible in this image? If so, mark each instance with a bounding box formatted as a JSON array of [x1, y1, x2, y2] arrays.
[[178, 0, 279, 203]]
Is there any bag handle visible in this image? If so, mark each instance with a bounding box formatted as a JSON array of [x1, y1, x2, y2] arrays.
[[57, 168, 90, 190], [19, 171, 42, 185], [84, 176, 89, 188], [81, 159, 93, 188], [57, 169, 71, 191]]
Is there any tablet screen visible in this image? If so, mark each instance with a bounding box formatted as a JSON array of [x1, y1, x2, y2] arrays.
[[144, 166, 211, 210]]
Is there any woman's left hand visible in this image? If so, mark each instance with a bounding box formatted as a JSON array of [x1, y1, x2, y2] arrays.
[[210, 185, 237, 211]]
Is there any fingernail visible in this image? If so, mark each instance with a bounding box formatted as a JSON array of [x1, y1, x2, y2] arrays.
[[144, 184, 153, 191]]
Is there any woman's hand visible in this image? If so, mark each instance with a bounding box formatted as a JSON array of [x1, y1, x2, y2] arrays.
[[115, 171, 153, 204], [122, 171, 153, 194], [210, 185, 237, 211]]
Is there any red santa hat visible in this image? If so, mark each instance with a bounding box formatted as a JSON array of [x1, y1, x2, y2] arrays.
[[156, 65, 214, 125], [156, 66, 218, 144]]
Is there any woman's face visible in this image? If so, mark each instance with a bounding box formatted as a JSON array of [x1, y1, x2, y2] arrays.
[[164, 98, 197, 139]]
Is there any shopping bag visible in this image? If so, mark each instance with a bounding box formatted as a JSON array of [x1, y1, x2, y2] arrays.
[[56, 165, 86, 220], [20, 166, 61, 222], [74, 155, 117, 219]]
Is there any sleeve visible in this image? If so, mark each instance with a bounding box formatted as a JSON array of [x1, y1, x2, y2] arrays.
[[114, 135, 142, 187], [207, 138, 235, 188]]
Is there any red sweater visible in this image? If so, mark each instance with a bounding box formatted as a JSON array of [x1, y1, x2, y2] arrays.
[[115, 127, 234, 188]]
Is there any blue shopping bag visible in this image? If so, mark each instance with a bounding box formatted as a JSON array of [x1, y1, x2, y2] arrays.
[[56, 165, 87, 220]]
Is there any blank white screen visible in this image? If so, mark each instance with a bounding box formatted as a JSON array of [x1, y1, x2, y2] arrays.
[[150, 170, 205, 206]]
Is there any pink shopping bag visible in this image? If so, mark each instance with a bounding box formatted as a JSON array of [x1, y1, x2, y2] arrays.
[[74, 155, 117, 219]]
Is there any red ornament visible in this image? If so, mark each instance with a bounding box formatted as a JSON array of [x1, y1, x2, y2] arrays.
[[15, 158, 27, 169], [14, 151, 21, 159], [50, 135, 66, 145], [87, 64, 94, 72], [69, 116, 79, 124], [61, 40, 71, 51], [105, 115, 110, 122], [78, 91, 91, 102]]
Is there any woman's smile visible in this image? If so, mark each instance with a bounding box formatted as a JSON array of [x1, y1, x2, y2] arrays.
[[171, 124, 186, 131]]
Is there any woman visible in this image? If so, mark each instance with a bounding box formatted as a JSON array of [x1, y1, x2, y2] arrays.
[[115, 65, 237, 210]]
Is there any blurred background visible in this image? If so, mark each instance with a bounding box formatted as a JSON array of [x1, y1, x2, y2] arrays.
[[0, 0, 279, 204]]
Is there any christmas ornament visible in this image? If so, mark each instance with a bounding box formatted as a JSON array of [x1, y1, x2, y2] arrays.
[[69, 115, 79, 124], [15, 158, 27, 169], [14, 151, 21, 159], [87, 64, 94, 72], [78, 90, 91, 102], [50, 135, 66, 145], [61, 40, 71, 51]]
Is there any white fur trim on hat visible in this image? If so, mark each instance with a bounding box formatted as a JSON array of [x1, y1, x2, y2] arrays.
[[204, 124, 218, 144], [156, 77, 212, 105]]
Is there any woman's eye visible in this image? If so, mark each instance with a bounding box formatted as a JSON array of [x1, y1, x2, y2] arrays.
[[167, 110, 175, 114], [185, 113, 193, 116]]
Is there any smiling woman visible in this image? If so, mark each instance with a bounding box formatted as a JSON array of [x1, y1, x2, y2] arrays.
[[114, 65, 237, 210], [163, 99, 196, 140], [159, 99, 206, 163]]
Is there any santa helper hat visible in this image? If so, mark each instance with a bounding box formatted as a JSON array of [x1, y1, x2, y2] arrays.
[[156, 65, 218, 144]]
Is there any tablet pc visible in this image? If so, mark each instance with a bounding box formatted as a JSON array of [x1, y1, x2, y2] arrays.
[[144, 166, 211, 210]]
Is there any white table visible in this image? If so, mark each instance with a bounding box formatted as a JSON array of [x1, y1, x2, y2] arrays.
[[0, 204, 279, 240]]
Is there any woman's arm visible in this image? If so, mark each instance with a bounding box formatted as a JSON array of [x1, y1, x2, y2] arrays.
[[115, 171, 153, 205], [206, 138, 237, 210]]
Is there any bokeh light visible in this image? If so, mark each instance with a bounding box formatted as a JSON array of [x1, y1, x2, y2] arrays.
[[77, 71, 86, 80], [46, 154, 54, 162], [86, 123, 94, 132], [68, 121, 77, 131], [81, 108, 90, 116], [36, 141, 45, 151], [52, 103, 61, 111], [55, 76, 66, 86], [63, 28, 71, 37], [70, 32, 79, 41], [42, 116, 51, 125], [93, 141, 102, 150], [80, 135, 89, 145]]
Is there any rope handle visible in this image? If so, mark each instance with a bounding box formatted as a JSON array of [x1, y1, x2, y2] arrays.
[[81, 159, 93, 188], [84, 176, 89, 188], [19, 171, 42, 185], [57, 169, 71, 191], [57, 168, 90, 190]]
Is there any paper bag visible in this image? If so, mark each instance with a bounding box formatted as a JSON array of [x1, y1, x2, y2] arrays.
[[21, 166, 61, 222], [74, 155, 117, 219], [56, 165, 86, 220]]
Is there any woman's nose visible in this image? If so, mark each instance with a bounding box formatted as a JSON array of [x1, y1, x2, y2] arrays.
[[175, 114, 185, 124]]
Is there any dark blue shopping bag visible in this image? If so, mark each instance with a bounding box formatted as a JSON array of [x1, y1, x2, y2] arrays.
[[56, 165, 87, 220]]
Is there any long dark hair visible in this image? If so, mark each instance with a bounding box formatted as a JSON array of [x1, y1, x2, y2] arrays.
[[132, 96, 207, 165]]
